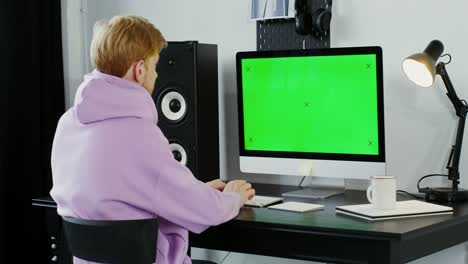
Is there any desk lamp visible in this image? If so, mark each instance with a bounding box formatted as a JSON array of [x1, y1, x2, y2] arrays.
[[402, 40, 468, 202]]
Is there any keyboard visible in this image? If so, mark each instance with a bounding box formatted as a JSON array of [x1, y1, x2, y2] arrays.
[[244, 195, 283, 208]]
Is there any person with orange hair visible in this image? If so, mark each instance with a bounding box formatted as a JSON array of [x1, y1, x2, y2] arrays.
[[50, 15, 255, 264]]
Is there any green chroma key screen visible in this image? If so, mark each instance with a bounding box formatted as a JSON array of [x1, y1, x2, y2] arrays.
[[241, 54, 379, 155]]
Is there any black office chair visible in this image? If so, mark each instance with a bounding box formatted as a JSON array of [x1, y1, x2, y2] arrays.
[[62, 216, 159, 264]]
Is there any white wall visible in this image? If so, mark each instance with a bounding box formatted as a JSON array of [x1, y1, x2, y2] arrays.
[[61, 0, 87, 108], [61, 0, 468, 263], [332, 0, 468, 194]]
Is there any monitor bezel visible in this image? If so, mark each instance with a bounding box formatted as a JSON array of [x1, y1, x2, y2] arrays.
[[236, 46, 385, 162]]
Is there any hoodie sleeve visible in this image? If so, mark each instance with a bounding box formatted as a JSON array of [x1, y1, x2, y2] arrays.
[[137, 122, 242, 234]]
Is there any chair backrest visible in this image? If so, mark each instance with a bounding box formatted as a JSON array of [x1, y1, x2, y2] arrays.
[[62, 217, 158, 264]]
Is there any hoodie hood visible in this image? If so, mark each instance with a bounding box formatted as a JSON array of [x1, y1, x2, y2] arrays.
[[74, 69, 158, 124]]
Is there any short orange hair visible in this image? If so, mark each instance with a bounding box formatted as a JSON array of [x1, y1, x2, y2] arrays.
[[90, 15, 167, 77]]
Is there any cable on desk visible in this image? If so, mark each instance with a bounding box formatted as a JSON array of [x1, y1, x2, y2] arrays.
[[417, 174, 448, 193], [397, 190, 425, 200], [298, 176, 306, 187], [219, 252, 231, 264]]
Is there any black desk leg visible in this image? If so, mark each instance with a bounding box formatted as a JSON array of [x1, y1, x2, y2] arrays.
[[368, 240, 401, 264]]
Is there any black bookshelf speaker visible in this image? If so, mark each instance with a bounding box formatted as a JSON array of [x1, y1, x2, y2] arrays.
[[152, 41, 219, 183]]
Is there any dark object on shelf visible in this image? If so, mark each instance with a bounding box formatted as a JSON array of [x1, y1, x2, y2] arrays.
[[257, 0, 332, 51], [403, 40, 468, 202], [295, 0, 332, 36]]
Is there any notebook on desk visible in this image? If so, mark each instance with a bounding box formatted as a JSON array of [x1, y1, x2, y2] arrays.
[[268, 202, 324, 213], [336, 200, 453, 221]]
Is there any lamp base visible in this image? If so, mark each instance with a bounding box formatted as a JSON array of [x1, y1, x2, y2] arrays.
[[421, 187, 468, 203]]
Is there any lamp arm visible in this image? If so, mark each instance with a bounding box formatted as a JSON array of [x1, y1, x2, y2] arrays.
[[435, 62, 467, 188], [436, 63, 467, 117]]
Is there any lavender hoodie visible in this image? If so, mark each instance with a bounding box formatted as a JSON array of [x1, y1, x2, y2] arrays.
[[50, 70, 242, 264]]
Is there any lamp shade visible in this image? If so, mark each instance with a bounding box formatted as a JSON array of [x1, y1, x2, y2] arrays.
[[402, 40, 444, 87]]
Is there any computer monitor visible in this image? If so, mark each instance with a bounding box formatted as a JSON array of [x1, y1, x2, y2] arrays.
[[236, 47, 385, 182]]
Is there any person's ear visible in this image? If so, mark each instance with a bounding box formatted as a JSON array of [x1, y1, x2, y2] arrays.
[[133, 59, 147, 85]]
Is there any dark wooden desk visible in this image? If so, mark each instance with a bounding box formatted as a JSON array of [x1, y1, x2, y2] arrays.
[[33, 183, 468, 264], [190, 183, 468, 264]]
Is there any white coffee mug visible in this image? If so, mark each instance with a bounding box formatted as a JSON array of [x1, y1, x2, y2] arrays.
[[366, 176, 396, 210]]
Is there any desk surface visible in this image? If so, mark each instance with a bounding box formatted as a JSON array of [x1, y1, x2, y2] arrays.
[[33, 183, 468, 264], [233, 184, 467, 238], [190, 183, 468, 264]]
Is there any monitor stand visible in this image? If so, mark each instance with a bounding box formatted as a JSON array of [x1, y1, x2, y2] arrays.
[[282, 186, 344, 199], [282, 177, 345, 199]]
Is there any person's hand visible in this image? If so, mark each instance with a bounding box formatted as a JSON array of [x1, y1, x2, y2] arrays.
[[223, 180, 255, 206], [206, 179, 226, 191]]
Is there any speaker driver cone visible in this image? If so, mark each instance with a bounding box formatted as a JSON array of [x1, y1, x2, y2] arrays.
[[160, 90, 187, 122], [169, 142, 187, 166]]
